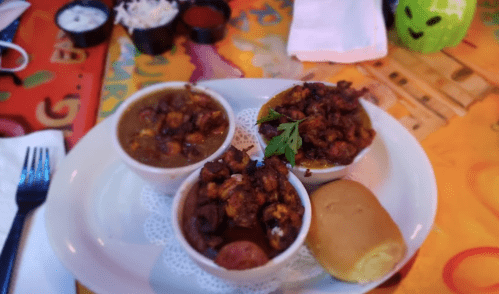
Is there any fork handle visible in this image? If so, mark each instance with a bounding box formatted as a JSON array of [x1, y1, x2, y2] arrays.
[[0, 210, 28, 294]]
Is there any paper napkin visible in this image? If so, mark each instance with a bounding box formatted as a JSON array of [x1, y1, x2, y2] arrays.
[[0, 0, 30, 32], [287, 0, 387, 63], [0, 130, 75, 294]]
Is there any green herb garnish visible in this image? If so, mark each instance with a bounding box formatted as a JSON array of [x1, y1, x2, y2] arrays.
[[256, 108, 284, 124], [257, 109, 304, 166]]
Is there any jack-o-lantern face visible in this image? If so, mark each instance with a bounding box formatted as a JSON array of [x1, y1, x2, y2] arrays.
[[395, 0, 477, 53]]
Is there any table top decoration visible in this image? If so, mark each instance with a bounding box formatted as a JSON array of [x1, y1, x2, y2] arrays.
[[394, 0, 477, 53], [0, 0, 113, 148]]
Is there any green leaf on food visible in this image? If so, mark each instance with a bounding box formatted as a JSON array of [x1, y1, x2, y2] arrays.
[[256, 108, 284, 124], [264, 134, 285, 157], [259, 115, 304, 167], [285, 145, 296, 167], [285, 121, 303, 154]]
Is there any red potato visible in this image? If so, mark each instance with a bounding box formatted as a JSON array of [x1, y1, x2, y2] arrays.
[[215, 241, 269, 270]]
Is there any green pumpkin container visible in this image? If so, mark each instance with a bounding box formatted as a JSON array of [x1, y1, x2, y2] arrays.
[[395, 0, 477, 53]]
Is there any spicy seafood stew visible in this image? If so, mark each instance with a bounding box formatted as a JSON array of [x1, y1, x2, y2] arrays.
[[258, 81, 375, 168], [181, 146, 305, 270], [118, 86, 230, 168]]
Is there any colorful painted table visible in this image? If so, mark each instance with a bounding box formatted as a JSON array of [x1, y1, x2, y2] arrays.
[[0, 0, 113, 148], [1, 0, 499, 293]]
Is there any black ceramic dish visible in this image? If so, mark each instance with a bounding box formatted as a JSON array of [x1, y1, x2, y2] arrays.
[[55, 0, 113, 48], [181, 0, 231, 44], [123, 15, 179, 56]]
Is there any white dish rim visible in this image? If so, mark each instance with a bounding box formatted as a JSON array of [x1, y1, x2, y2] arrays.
[[44, 78, 438, 294]]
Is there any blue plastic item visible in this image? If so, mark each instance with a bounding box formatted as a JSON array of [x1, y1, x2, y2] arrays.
[[0, 0, 23, 53]]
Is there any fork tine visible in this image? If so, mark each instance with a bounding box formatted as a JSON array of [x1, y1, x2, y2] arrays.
[[43, 148, 50, 184], [35, 147, 44, 184], [27, 147, 37, 186], [18, 147, 30, 185]]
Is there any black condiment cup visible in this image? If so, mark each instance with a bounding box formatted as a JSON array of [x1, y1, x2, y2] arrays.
[[55, 0, 113, 48], [122, 14, 179, 56], [180, 0, 231, 44]]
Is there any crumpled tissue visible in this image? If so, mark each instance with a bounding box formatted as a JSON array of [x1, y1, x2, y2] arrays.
[[287, 0, 388, 63]]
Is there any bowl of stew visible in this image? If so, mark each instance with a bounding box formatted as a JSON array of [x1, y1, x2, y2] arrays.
[[256, 81, 376, 186], [112, 82, 236, 194], [172, 146, 311, 283]]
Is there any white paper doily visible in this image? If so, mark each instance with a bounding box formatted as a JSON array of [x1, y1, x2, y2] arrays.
[[141, 108, 325, 294]]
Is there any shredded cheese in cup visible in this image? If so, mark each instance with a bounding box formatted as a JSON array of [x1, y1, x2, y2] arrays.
[[114, 0, 179, 34]]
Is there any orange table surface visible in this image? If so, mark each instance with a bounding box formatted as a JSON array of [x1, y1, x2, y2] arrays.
[[1, 0, 499, 293]]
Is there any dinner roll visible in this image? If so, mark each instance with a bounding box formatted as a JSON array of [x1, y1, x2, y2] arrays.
[[306, 179, 406, 283]]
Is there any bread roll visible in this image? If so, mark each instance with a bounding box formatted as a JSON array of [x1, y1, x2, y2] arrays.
[[306, 180, 406, 283]]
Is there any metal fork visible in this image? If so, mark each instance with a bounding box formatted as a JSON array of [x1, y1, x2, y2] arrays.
[[0, 147, 51, 294]]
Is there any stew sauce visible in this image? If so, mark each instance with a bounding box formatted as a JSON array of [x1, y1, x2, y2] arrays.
[[118, 87, 229, 168], [181, 146, 304, 269]]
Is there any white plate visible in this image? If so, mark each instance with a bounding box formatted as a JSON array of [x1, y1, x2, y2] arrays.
[[45, 79, 437, 294]]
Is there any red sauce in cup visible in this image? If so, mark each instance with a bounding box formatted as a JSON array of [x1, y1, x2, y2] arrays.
[[183, 5, 225, 28]]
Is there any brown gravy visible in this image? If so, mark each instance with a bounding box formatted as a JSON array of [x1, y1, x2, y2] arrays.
[[118, 87, 229, 168]]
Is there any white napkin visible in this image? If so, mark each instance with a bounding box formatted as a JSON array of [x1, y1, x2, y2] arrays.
[[287, 0, 387, 63], [0, 130, 75, 294], [0, 0, 31, 31]]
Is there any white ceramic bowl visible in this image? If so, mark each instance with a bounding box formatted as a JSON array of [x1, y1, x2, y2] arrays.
[[257, 133, 371, 186], [172, 167, 312, 283], [111, 81, 236, 194], [256, 82, 373, 186]]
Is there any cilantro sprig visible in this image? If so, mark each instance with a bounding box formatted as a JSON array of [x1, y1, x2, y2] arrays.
[[256, 108, 284, 124], [257, 108, 304, 167]]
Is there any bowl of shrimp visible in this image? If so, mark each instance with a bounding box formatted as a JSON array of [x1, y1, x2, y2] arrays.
[[256, 81, 375, 186], [172, 146, 311, 283]]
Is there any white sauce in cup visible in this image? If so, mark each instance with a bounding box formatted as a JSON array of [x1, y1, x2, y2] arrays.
[[58, 5, 108, 32]]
